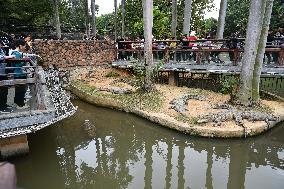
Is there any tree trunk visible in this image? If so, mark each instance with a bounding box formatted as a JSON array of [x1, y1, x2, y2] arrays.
[[182, 0, 192, 35], [52, 0, 61, 39], [121, 0, 126, 38], [114, 0, 118, 41], [84, 0, 90, 38], [91, 0, 96, 37], [171, 0, 177, 38], [236, 0, 265, 106], [252, 0, 274, 101], [216, 0, 228, 39], [143, 0, 154, 92]]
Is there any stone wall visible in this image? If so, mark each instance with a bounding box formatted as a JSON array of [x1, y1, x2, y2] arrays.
[[33, 40, 116, 68]]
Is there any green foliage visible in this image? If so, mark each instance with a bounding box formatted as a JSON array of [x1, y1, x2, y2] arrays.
[[204, 17, 218, 34], [177, 0, 215, 37], [131, 60, 145, 89], [105, 71, 120, 78], [96, 0, 215, 39], [219, 76, 239, 95], [153, 6, 171, 38], [153, 60, 164, 78], [119, 90, 163, 111], [270, 0, 284, 30], [0, 0, 99, 32], [2, 0, 283, 39], [96, 13, 116, 36], [225, 0, 284, 37], [0, 0, 53, 26]]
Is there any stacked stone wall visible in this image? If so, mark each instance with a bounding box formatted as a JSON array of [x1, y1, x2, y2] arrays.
[[33, 40, 116, 68]]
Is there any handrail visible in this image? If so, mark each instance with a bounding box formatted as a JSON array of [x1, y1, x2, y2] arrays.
[[114, 46, 284, 66], [117, 38, 284, 47]]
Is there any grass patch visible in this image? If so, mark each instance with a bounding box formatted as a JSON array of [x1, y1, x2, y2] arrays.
[[105, 71, 120, 78], [72, 80, 163, 112], [175, 114, 198, 124], [116, 90, 164, 111]]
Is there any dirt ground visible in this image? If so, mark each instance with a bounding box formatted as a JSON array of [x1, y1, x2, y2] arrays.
[[80, 67, 284, 130]]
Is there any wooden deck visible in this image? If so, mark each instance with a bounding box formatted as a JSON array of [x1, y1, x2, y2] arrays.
[[112, 60, 284, 76]]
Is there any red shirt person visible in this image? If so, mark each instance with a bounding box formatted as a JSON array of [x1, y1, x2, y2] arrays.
[[187, 31, 198, 47]]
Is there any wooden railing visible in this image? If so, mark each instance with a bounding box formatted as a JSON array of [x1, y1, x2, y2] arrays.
[[115, 38, 284, 65], [1, 58, 37, 86], [115, 47, 284, 66], [0, 57, 48, 110]]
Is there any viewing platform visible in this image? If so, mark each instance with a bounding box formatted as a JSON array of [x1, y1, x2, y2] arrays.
[[112, 41, 284, 96], [0, 57, 76, 158]]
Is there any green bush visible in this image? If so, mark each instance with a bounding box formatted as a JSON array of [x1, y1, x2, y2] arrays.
[[219, 76, 239, 95]]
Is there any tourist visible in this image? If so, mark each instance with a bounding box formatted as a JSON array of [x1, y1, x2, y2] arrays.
[[271, 31, 283, 64], [188, 31, 198, 61], [0, 31, 10, 56], [24, 34, 33, 53], [0, 40, 15, 112], [125, 36, 133, 60], [10, 40, 28, 108], [181, 34, 189, 61], [8, 33, 16, 52], [157, 40, 167, 60], [169, 37, 177, 61], [265, 30, 274, 64], [117, 36, 125, 60], [227, 31, 240, 62]]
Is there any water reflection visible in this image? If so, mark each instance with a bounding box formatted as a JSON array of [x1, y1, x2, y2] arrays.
[[12, 100, 284, 189]]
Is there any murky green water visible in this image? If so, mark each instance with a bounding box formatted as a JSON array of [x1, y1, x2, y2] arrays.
[[11, 100, 284, 189]]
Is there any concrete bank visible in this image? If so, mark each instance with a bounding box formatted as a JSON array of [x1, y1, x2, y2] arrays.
[[69, 85, 284, 138]]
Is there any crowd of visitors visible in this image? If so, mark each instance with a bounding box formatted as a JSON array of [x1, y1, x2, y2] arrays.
[[0, 31, 35, 113], [116, 29, 284, 64]]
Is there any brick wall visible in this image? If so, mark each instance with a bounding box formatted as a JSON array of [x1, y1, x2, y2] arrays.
[[33, 40, 116, 68]]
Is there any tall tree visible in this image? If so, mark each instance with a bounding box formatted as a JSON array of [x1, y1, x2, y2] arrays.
[[114, 0, 118, 40], [53, 0, 61, 39], [143, 0, 154, 92], [183, 0, 192, 35], [121, 0, 126, 38], [216, 0, 228, 39], [225, 0, 283, 37], [171, 0, 178, 38], [252, 0, 274, 101], [237, 0, 266, 105], [84, 0, 90, 37], [91, 0, 96, 36]]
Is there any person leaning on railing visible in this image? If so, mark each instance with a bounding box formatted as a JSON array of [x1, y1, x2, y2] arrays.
[[0, 40, 15, 112], [10, 39, 28, 108]]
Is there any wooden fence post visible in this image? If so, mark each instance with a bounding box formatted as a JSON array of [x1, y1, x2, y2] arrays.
[[233, 49, 238, 66]]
